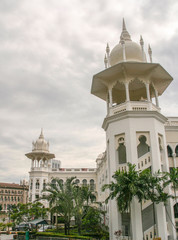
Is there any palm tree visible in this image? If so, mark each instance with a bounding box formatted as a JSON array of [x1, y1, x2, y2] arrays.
[[73, 185, 96, 234], [42, 177, 76, 235], [143, 169, 171, 239], [102, 163, 141, 239], [164, 168, 178, 214]]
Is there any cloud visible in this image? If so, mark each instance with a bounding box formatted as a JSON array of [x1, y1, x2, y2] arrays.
[[0, 0, 177, 182]]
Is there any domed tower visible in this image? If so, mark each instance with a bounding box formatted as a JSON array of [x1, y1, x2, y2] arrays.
[[26, 129, 55, 202], [91, 20, 176, 240]]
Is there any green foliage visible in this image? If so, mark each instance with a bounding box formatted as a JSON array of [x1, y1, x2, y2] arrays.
[[42, 177, 76, 235], [82, 206, 103, 231], [42, 177, 103, 236], [9, 202, 48, 224], [0, 222, 6, 231], [73, 185, 97, 234]]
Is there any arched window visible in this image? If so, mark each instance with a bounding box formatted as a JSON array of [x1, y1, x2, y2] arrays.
[[75, 179, 80, 185], [117, 137, 127, 164], [43, 180, 46, 190], [90, 179, 95, 191], [51, 179, 56, 187], [59, 179, 64, 186], [174, 203, 178, 218], [137, 135, 150, 158], [36, 179, 40, 190], [175, 145, 178, 157], [82, 179, 87, 186], [167, 145, 173, 157], [30, 180, 33, 190]]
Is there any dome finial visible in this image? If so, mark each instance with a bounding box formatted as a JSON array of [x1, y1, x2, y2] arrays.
[[39, 128, 44, 139], [122, 18, 126, 31], [120, 18, 131, 42]]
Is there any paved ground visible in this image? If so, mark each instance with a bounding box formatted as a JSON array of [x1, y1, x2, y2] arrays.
[[0, 234, 14, 240]]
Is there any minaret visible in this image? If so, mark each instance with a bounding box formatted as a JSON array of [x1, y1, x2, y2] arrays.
[[91, 21, 176, 240], [25, 130, 55, 203]]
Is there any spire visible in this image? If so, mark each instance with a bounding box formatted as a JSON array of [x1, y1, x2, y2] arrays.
[[104, 54, 108, 69], [106, 43, 110, 67], [140, 35, 146, 62], [106, 43, 110, 54], [39, 128, 44, 139], [148, 44, 152, 63], [140, 35, 144, 46], [120, 18, 131, 42], [122, 18, 126, 31]]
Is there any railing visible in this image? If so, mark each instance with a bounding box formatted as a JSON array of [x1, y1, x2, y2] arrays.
[[110, 101, 159, 116], [138, 152, 151, 171], [58, 168, 96, 172], [117, 163, 128, 172]]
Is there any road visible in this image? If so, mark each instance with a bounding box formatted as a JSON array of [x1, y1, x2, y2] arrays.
[[0, 234, 14, 240]]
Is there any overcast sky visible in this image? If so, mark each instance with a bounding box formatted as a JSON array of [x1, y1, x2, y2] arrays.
[[0, 0, 178, 183]]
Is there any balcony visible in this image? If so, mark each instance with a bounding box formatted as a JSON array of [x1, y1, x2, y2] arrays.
[[109, 101, 160, 116]]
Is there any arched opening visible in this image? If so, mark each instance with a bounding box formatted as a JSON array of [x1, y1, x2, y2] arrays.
[[59, 179, 64, 186], [90, 179, 95, 191], [36, 179, 40, 190], [175, 145, 178, 157], [75, 179, 80, 185], [167, 145, 173, 157], [82, 179, 87, 186], [137, 135, 150, 158], [174, 203, 178, 218], [117, 137, 127, 164], [43, 180, 46, 190], [129, 79, 147, 101], [51, 179, 56, 187]]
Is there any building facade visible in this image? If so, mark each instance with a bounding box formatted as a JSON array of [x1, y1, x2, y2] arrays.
[[0, 182, 28, 212], [26, 21, 178, 240]]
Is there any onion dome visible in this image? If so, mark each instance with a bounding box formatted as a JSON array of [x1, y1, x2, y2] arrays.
[[110, 19, 146, 66], [32, 129, 49, 153]]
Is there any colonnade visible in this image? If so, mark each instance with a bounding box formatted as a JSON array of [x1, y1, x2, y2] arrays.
[[31, 158, 49, 169], [106, 81, 159, 108]]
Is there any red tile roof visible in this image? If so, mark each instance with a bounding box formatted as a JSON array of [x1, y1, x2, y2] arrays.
[[0, 182, 28, 189]]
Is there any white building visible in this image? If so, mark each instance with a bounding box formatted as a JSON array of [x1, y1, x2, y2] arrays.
[[26, 20, 178, 240]]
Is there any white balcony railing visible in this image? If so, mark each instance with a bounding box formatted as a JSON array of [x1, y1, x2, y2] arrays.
[[110, 101, 160, 116]]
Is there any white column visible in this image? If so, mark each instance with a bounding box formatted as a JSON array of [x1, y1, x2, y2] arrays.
[[145, 83, 151, 101], [131, 198, 143, 240], [32, 160, 34, 169], [155, 89, 159, 107], [108, 88, 113, 107], [125, 82, 130, 102], [106, 93, 109, 115], [172, 153, 177, 168]]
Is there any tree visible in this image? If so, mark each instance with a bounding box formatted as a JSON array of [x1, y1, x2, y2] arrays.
[[42, 177, 76, 235], [73, 185, 96, 234], [164, 168, 178, 215], [102, 163, 171, 239], [10, 202, 48, 225], [102, 163, 140, 238], [82, 206, 108, 239]]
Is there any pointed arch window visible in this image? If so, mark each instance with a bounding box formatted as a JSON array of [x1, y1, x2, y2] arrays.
[[175, 145, 178, 157], [174, 203, 178, 218], [167, 145, 173, 157]]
